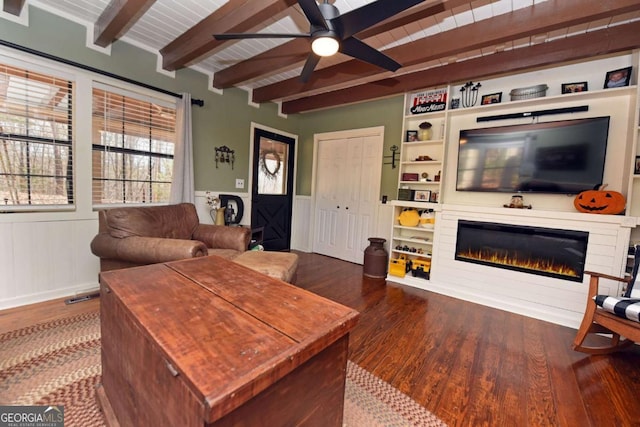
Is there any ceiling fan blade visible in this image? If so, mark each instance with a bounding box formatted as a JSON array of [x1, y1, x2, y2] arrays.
[[338, 0, 425, 39], [214, 33, 310, 40], [300, 53, 321, 82], [298, 0, 329, 30], [340, 37, 401, 72]]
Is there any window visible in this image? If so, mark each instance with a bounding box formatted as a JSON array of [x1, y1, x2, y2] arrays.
[[257, 137, 289, 195], [0, 62, 73, 209], [92, 86, 176, 205]]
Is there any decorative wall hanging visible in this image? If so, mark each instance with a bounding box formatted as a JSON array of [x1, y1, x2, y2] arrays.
[[215, 145, 235, 169], [460, 81, 481, 107], [260, 149, 281, 180], [383, 145, 399, 168]]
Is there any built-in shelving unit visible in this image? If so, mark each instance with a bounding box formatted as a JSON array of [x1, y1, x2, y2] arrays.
[[387, 57, 640, 289], [388, 200, 438, 284]]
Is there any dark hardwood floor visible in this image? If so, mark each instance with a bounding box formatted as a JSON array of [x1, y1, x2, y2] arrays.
[[2, 252, 639, 426], [293, 252, 640, 427]]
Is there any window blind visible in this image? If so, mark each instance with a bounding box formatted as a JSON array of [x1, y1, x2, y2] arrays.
[[0, 62, 73, 209], [91, 87, 176, 205]]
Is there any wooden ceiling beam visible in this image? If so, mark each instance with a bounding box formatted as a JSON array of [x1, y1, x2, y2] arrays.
[[281, 21, 640, 114], [254, 0, 640, 104], [160, 0, 298, 72], [94, 0, 157, 47], [2, 0, 25, 16], [213, 39, 309, 89], [211, 0, 471, 88]]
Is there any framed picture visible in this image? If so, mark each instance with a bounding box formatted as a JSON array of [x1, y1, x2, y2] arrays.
[[414, 190, 431, 202], [635, 156, 640, 175], [405, 130, 418, 142], [604, 66, 632, 89], [561, 82, 588, 94], [481, 92, 502, 105], [429, 191, 439, 203]]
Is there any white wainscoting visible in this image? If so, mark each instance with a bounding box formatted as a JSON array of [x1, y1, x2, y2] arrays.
[[292, 196, 313, 252], [0, 218, 100, 310], [424, 205, 636, 328]]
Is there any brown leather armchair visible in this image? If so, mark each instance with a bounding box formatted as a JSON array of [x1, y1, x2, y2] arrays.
[[90, 203, 251, 272]]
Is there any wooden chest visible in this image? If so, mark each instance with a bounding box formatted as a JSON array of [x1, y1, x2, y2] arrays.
[[97, 255, 359, 426]]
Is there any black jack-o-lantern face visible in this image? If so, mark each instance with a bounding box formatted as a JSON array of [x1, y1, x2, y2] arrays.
[[574, 189, 625, 215]]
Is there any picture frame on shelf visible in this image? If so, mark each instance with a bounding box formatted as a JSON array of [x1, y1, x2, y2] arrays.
[[635, 156, 640, 175], [414, 190, 431, 202], [429, 192, 439, 203], [405, 130, 418, 142], [481, 92, 502, 105], [561, 81, 588, 94], [604, 66, 632, 89]]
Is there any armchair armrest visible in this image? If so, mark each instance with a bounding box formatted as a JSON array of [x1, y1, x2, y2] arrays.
[[193, 224, 251, 252], [91, 233, 208, 264], [583, 271, 631, 299]]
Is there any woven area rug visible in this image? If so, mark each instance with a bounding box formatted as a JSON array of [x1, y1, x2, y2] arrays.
[[0, 311, 446, 427]]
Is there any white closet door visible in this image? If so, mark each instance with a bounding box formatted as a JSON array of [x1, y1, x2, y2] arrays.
[[350, 135, 383, 264], [313, 129, 383, 264], [314, 138, 347, 259]]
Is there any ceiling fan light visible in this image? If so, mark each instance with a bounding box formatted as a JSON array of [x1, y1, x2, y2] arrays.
[[312, 36, 339, 57]]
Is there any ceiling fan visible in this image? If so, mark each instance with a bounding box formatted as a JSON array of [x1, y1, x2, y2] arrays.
[[213, 0, 425, 82]]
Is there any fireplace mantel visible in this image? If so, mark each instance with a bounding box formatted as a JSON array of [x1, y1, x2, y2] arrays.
[[440, 203, 639, 228]]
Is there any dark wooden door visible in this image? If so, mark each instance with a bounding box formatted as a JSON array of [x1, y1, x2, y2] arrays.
[[251, 127, 295, 251]]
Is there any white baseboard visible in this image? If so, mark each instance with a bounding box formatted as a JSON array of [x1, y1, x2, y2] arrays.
[[0, 282, 100, 311]]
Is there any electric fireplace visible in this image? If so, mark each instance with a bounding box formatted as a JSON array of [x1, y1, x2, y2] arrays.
[[455, 220, 589, 282]]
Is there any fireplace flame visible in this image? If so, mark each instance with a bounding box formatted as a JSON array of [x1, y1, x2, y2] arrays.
[[457, 249, 580, 278]]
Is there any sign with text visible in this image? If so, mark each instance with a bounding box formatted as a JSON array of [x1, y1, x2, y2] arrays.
[[408, 88, 447, 114], [0, 406, 64, 427]]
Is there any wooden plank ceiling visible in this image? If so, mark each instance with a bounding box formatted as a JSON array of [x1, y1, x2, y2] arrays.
[[10, 0, 640, 114]]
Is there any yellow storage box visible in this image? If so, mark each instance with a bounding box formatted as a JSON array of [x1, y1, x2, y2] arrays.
[[389, 255, 409, 277]]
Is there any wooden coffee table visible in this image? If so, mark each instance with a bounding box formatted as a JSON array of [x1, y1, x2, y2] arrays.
[[96, 255, 359, 426]]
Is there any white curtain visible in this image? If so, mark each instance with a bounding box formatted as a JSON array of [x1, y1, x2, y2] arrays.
[[169, 93, 195, 204]]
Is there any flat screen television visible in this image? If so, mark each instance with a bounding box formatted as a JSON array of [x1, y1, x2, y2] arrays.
[[456, 116, 610, 194]]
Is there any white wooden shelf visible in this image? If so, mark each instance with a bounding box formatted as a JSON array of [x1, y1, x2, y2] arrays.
[[399, 180, 441, 185], [393, 224, 434, 232], [391, 249, 432, 257], [392, 236, 433, 245], [401, 139, 444, 146], [400, 160, 442, 165]]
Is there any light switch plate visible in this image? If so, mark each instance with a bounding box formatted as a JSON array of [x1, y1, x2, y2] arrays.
[[235, 178, 245, 189]]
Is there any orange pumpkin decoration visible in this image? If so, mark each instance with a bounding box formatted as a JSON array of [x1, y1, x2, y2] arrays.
[[573, 184, 626, 214]]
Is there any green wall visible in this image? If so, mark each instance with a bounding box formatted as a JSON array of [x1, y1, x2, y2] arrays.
[[297, 96, 404, 197], [0, 5, 401, 196]]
